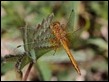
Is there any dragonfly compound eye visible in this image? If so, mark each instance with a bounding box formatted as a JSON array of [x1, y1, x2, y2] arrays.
[[53, 21, 60, 26]]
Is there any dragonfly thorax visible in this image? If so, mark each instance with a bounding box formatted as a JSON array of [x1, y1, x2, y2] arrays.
[[50, 21, 67, 41]]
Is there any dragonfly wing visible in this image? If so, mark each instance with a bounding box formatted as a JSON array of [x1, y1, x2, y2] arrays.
[[63, 9, 84, 48], [67, 27, 84, 49], [65, 9, 78, 33]]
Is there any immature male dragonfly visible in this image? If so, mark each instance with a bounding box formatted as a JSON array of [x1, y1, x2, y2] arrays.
[[19, 10, 81, 75], [50, 14, 81, 75]]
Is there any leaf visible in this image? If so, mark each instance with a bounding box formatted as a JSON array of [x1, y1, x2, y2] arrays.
[[29, 49, 36, 62], [20, 54, 31, 70], [63, 1, 80, 33], [20, 13, 57, 61], [1, 62, 15, 74], [1, 53, 31, 71], [39, 47, 85, 62], [87, 38, 108, 50], [34, 46, 56, 59], [2, 54, 21, 62], [36, 61, 52, 81]]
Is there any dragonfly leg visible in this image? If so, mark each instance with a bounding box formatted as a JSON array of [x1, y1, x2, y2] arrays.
[[52, 47, 57, 55], [61, 24, 66, 31], [49, 38, 60, 55]]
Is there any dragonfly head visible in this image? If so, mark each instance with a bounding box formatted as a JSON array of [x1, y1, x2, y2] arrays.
[[50, 21, 61, 29]]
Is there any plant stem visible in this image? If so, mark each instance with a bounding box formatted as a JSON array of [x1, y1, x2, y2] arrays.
[[23, 61, 33, 81]]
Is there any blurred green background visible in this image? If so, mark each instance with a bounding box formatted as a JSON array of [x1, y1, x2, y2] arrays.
[[1, 1, 108, 81]]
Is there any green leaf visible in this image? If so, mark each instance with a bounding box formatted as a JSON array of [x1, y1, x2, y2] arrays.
[[29, 49, 36, 62], [2, 54, 21, 62], [39, 47, 86, 62], [1, 62, 15, 74], [87, 38, 108, 50], [36, 61, 52, 81]]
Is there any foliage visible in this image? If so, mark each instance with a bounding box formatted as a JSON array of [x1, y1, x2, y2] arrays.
[[1, 1, 108, 81]]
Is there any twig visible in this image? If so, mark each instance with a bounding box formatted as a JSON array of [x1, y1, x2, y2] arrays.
[[23, 61, 34, 81]]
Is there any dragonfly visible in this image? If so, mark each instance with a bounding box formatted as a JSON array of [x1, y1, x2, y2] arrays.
[[50, 22, 81, 75], [2, 9, 81, 76], [21, 9, 81, 75], [49, 12, 81, 75]]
